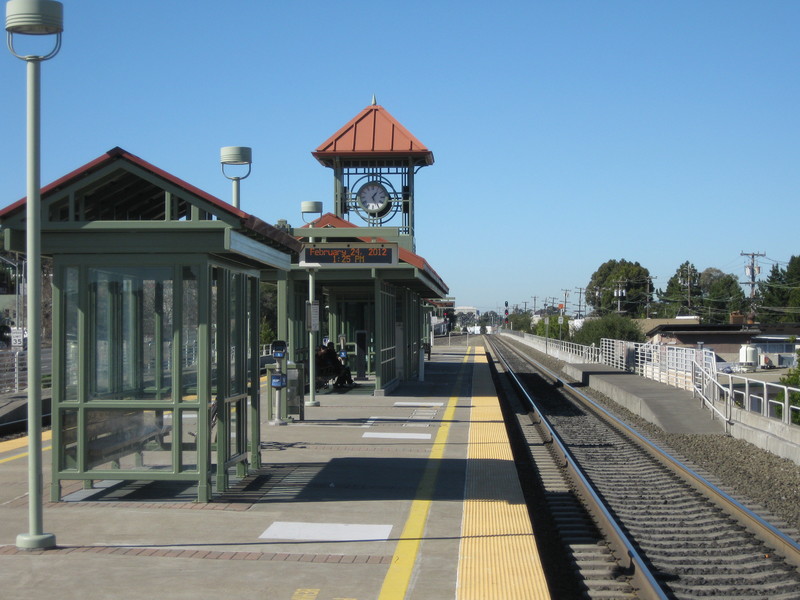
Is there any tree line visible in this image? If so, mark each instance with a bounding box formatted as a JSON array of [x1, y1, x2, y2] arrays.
[[581, 256, 799, 324], [470, 254, 800, 346]]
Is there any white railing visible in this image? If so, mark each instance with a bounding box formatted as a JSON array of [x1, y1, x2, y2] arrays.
[[716, 372, 800, 424], [502, 331, 800, 435], [503, 330, 601, 363]]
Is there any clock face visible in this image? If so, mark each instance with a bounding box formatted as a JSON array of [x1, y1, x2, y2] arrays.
[[357, 182, 390, 213]]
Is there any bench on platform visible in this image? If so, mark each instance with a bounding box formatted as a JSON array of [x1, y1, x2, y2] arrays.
[[315, 365, 340, 392], [64, 410, 171, 470]]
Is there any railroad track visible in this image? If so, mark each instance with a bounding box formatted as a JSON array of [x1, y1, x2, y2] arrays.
[[486, 335, 800, 600]]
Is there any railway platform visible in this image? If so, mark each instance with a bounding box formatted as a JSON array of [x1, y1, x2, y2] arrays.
[[0, 345, 551, 600]]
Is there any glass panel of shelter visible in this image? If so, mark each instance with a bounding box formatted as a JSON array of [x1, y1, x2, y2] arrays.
[[53, 259, 258, 500]]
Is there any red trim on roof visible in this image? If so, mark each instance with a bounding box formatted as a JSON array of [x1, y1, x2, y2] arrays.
[[0, 147, 250, 221], [0, 147, 301, 253], [313, 104, 434, 165]]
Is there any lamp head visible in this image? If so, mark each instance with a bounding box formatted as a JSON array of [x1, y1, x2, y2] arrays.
[[220, 146, 252, 167], [6, 0, 62, 60], [6, 0, 63, 34], [220, 146, 252, 187], [300, 201, 323, 224]]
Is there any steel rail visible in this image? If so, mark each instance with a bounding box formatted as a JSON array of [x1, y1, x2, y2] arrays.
[[488, 337, 669, 600], [496, 336, 800, 571]]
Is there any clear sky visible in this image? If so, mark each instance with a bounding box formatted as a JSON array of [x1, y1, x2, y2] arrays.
[[1, 1, 797, 315]]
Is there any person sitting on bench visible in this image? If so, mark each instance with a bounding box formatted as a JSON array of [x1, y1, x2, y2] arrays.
[[324, 342, 354, 388], [315, 346, 337, 390]]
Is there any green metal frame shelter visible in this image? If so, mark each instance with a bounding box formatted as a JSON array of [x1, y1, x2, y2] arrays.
[[0, 147, 300, 502]]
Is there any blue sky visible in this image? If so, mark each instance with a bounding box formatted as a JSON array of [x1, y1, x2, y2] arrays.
[[1, 1, 797, 315]]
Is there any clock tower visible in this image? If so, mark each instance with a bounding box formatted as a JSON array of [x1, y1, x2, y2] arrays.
[[312, 98, 434, 251]]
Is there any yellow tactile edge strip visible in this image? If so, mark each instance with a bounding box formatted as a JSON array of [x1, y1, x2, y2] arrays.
[[457, 350, 550, 600]]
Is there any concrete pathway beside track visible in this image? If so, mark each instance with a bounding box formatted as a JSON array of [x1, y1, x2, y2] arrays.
[[0, 345, 551, 600], [561, 362, 726, 435]]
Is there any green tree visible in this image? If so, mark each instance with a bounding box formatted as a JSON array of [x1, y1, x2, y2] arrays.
[[259, 317, 276, 347], [699, 268, 746, 324], [508, 310, 533, 333], [534, 314, 562, 339], [572, 313, 644, 346], [586, 259, 653, 317], [658, 261, 700, 317], [757, 256, 800, 323], [259, 283, 279, 345], [757, 264, 787, 323]]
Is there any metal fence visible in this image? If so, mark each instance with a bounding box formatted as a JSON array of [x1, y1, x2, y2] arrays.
[[0, 351, 27, 393], [502, 331, 800, 431]]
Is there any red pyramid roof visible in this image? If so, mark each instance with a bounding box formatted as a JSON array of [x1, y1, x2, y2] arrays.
[[313, 103, 434, 167]]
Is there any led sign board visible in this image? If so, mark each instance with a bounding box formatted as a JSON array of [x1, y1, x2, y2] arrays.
[[300, 243, 398, 268]]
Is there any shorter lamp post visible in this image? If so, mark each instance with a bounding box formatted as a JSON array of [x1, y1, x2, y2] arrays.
[[301, 201, 323, 407], [220, 146, 252, 209], [6, 0, 63, 550]]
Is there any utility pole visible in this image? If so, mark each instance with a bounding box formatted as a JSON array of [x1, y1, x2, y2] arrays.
[[559, 290, 570, 339], [645, 276, 656, 318], [531, 296, 538, 315], [614, 280, 626, 313], [680, 266, 695, 308], [740, 251, 765, 299], [574, 287, 584, 319]]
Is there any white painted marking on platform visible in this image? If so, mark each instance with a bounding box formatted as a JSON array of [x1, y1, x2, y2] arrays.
[[393, 402, 443, 407], [362, 432, 432, 440], [410, 411, 437, 419], [363, 416, 407, 427], [259, 521, 393, 541]]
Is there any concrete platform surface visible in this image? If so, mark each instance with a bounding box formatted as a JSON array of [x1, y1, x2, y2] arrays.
[[0, 345, 551, 600]]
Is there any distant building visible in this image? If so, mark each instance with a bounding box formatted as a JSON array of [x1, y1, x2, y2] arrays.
[[644, 322, 800, 366]]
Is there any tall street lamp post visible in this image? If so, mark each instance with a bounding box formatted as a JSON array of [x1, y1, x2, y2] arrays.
[[6, 0, 63, 550]]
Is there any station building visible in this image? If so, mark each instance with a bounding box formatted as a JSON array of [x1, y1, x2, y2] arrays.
[[0, 100, 448, 501]]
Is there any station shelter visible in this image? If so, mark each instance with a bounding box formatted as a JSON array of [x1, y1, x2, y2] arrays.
[[268, 101, 449, 394], [0, 147, 300, 502]]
